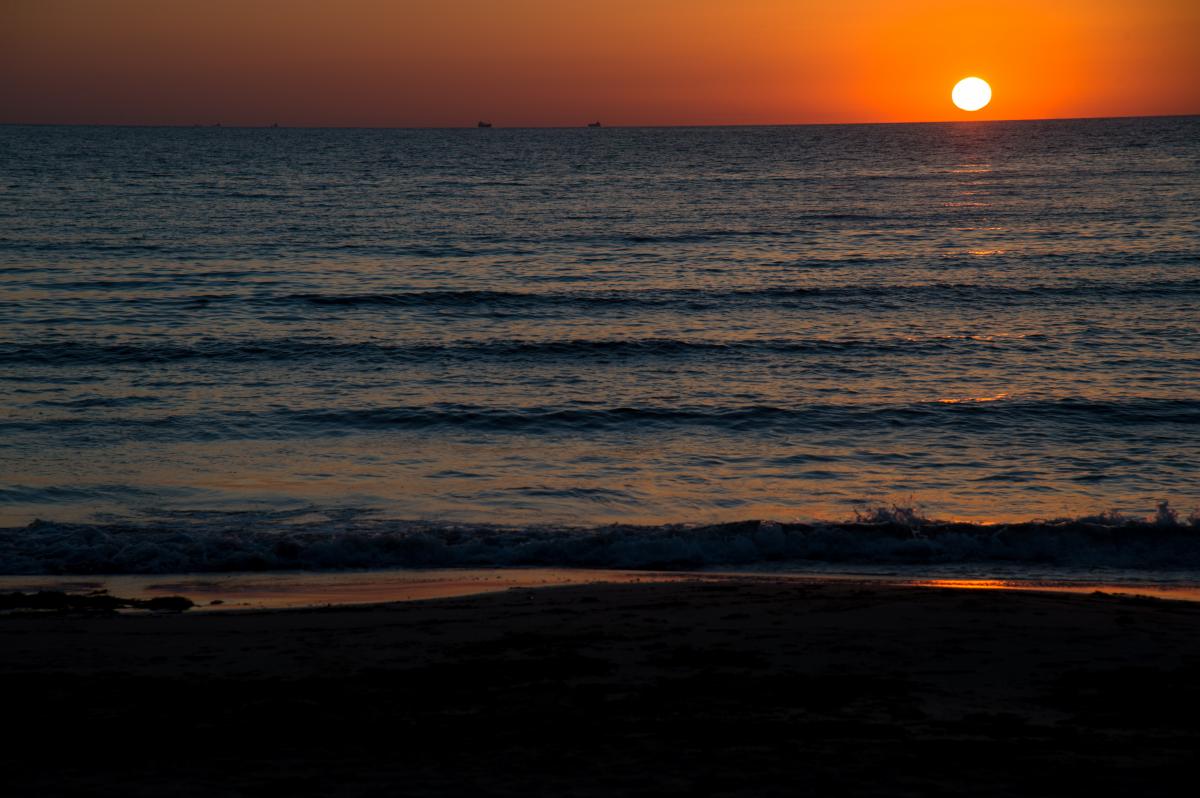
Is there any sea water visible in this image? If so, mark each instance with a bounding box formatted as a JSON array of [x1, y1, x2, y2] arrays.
[[1, 118, 1198, 573]]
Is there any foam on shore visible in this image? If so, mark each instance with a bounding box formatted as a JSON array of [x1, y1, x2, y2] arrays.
[[3, 504, 1199, 576]]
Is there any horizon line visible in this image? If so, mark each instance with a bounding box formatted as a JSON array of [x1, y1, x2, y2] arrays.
[[2, 112, 1198, 131]]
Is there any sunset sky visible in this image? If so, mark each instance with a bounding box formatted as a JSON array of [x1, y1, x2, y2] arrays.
[[3, 0, 1198, 127]]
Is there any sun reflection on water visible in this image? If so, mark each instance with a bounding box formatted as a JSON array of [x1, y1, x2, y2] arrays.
[[937, 392, 1011, 404]]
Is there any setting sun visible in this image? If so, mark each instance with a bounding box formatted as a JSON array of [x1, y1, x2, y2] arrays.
[[952, 77, 993, 111]]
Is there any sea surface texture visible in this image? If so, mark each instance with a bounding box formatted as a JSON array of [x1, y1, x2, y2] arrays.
[[2, 118, 1199, 573]]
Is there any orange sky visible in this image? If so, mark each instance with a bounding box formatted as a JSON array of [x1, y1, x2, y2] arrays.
[[2, 0, 1197, 126]]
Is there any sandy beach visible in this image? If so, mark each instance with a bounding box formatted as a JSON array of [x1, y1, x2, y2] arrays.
[[4, 579, 1198, 796]]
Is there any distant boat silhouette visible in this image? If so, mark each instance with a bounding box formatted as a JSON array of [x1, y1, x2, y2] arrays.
[[477, 121, 492, 128], [587, 121, 602, 128]]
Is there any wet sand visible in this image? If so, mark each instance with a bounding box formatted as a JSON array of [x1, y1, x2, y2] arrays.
[[5, 567, 1199, 610], [0, 567, 703, 610], [3, 579, 1199, 796]]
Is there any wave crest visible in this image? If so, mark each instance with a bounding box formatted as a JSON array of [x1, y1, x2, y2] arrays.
[[3, 504, 1198, 575]]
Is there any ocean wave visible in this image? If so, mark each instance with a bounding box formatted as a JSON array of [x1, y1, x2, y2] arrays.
[[0, 484, 170, 505], [13, 278, 1196, 316], [3, 505, 1198, 575], [622, 228, 803, 243], [4, 398, 1197, 437], [265, 279, 1200, 310], [267, 399, 1200, 432], [0, 334, 1042, 366]]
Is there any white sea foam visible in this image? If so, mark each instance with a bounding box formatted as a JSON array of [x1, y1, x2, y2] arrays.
[[3, 504, 1198, 575]]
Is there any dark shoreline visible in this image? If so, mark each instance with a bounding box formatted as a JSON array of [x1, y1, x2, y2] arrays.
[[3, 579, 1199, 796]]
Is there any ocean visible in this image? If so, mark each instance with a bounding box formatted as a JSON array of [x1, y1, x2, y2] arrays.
[[1, 117, 1198, 575]]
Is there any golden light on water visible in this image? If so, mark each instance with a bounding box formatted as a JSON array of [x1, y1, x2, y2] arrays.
[[952, 77, 992, 111], [937, 392, 1010, 404]]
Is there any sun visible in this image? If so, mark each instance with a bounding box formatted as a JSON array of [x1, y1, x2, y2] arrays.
[[952, 77, 992, 112]]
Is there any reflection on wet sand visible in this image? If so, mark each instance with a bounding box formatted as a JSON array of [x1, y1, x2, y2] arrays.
[[4, 568, 1199, 611], [913, 578, 1200, 602]]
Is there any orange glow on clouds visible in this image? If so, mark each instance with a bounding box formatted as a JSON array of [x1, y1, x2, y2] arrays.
[[2, 0, 1197, 126]]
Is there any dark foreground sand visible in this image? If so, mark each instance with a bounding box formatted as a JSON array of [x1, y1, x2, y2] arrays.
[[3, 580, 1199, 797]]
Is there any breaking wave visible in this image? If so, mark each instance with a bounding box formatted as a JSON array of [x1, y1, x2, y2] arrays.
[[2, 505, 1199, 575]]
